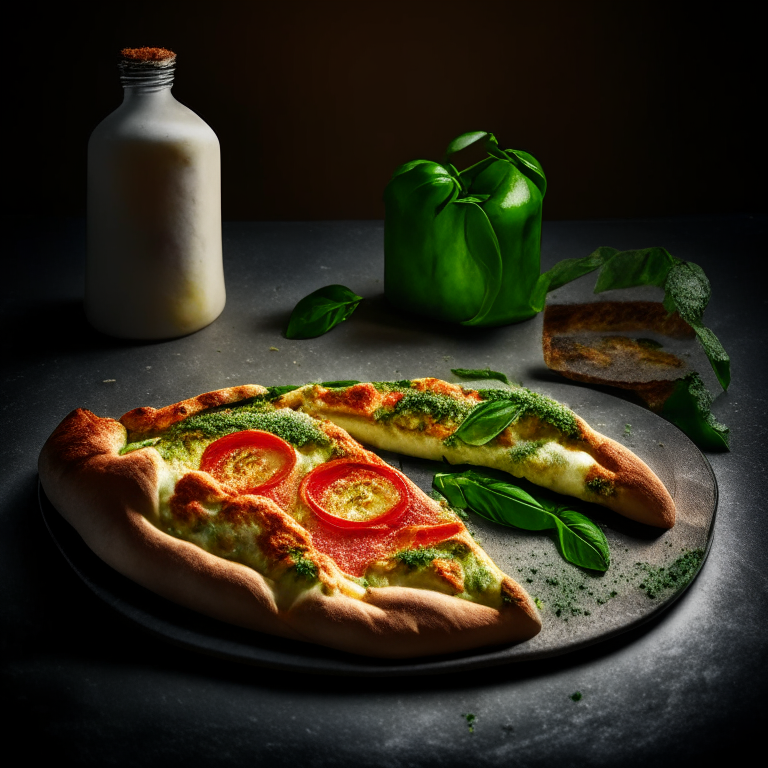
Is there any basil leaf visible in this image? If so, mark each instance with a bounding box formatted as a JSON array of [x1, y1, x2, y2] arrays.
[[453, 400, 524, 445], [433, 470, 610, 571], [690, 326, 730, 391], [551, 508, 610, 571], [285, 285, 363, 339], [444, 131, 490, 162], [266, 385, 301, 399], [432, 472, 471, 510], [663, 261, 710, 323], [451, 368, 511, 385], [593, 247, 677, 292], [455, 472, 555, 531], [320, 380, 361, 388], [530, 247, 616, 311], [663, 262, 731, 390], [661, 373, 730, 450]]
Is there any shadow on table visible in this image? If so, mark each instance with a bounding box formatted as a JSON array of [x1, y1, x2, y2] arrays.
[[8, 298, 183, 363], [258, 292, 514, 346]]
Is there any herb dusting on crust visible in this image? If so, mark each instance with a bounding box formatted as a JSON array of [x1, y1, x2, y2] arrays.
[[637, 548, 704, 598], [476, 388, 581, 437]]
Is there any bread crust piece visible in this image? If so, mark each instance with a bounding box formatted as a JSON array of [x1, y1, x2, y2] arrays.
[[39, 396, 541, 659], [275, 379, 676, 529]]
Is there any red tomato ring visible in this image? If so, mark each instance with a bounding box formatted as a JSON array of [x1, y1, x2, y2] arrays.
[[300, 459, 410, 530], [200, 430, 296, 494]]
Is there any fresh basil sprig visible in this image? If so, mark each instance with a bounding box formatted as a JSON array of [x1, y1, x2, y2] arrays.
[[285, 285, 363, 339], [531, 246, 730, 391], [433, 470, 610, 571], [451, 368, 513, 385], [452, 400, 524, 446]]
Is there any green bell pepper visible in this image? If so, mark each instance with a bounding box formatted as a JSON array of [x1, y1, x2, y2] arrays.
[[384, 131, 547, 326]]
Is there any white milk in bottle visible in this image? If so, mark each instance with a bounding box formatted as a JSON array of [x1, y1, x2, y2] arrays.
[[86, 47, 226, 339]]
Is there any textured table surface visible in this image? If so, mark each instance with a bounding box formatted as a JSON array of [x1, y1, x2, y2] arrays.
[[2, 214, 766, 766]]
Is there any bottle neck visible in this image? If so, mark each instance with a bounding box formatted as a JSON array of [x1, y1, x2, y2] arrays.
[[119, 58, 175, 94]]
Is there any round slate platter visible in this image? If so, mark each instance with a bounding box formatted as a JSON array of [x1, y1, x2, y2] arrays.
[[39, 382, 717, 676]]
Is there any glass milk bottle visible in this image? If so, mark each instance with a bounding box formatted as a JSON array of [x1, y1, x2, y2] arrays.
[[86, 47, 226, 339]]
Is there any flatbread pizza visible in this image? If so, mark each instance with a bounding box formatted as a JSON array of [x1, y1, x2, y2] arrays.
[[38, 377, 674, 658], [39, 385, 540, 658]]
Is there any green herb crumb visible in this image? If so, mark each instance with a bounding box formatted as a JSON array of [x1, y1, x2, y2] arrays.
[[394, 547, 447, 569], [571, 692, 583, 702], [586, 477, 615, 497], [288, 549, 319, 580], [636, 548, 704, 599], [463, 713, 476, 733]]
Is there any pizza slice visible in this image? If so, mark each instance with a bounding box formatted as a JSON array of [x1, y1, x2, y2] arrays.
[[274, 378, 675, 529], [39, 385, 541, 659]]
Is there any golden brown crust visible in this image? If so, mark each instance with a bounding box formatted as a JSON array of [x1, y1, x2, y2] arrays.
[[39, 398, 541, 658], [575, 415, 675, 528], [120, 384, 268, 435]]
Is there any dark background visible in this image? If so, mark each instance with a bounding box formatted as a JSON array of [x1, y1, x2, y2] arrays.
[[6, 0, 765, 221]]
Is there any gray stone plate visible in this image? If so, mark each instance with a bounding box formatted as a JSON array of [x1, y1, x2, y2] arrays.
[[39, 382, 716, 676]]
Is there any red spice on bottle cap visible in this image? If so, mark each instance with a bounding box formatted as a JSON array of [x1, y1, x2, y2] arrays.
[[120, 47, 176, 62]]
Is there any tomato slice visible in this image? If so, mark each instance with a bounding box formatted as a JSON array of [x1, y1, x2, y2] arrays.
[[200, 430, 296, 495], [301, 459, 410, 530]]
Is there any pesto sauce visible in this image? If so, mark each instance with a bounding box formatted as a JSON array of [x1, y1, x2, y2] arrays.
[[162, 402, 330, 448], [375, 389, 473, 424], [394, 542, 467, 569], [391, 543, 493, 594], [585, 477, 615, 497], [394, 547, 446, 569], [289, 548, 319, 580], [463, 557, 494, 593], [371, 380, 414, 392], [477, 388, 581, 437], [508, 439, 546, 463]]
